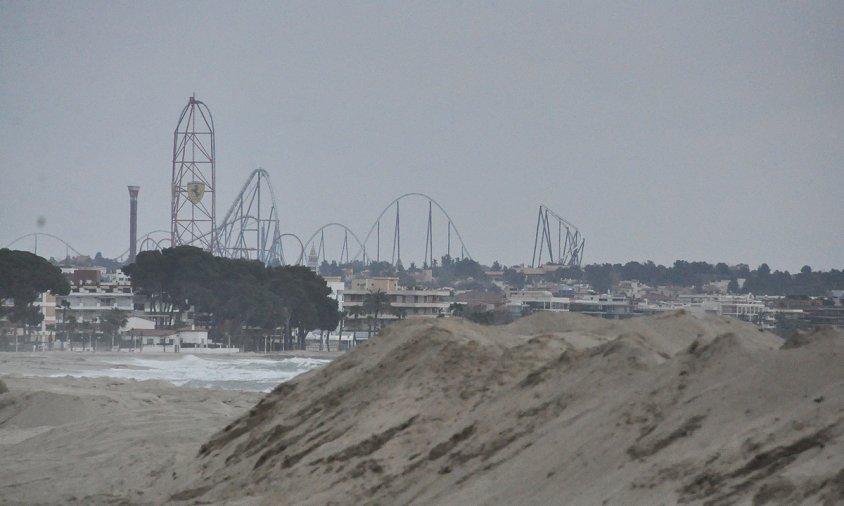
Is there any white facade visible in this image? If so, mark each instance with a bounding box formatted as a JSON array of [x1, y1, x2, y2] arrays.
[[507, 289, 571, 313], [343, 288, 451, 320], [33, 292, 58, 333], [323, 276, 346, 312], [678, 294, 767, 323], [59, 283, 134, 324], [122, 316, 156, 332], [178, 329, 209, 346], [505, 290, 634, 319]]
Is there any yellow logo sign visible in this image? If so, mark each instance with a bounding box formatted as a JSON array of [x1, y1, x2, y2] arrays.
[[187, 182, 205, 205]]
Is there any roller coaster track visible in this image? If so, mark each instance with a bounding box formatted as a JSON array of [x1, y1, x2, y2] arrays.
[[302, 223, 367, 266], [531, 204, 585, 268], [278, 233, 305, 266], [3, 233, 85, 258], [358, 192, 471, 267], [111, 230, 172, 262], [216, 168, 284, 265]]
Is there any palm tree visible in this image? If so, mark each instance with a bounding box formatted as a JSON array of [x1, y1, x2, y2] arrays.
[[60, 300, 71, 343], [389, 305, 407, 320], [101, 308, 128, 350], [337, 308, 349, 350], [363, 290, 392, 337], [344, 305, 366, 346]]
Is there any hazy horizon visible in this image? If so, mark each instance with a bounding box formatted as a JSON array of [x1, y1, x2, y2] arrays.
[[1, 2, 842, 272]]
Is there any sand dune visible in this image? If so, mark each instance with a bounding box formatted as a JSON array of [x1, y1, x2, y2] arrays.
[[2, 312, 842, 505], [168, 312, 843, 505]]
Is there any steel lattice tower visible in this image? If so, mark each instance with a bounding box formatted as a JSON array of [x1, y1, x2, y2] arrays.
[[171, 95, 216, 251]]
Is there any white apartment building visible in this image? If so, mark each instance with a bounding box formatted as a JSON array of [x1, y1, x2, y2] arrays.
[[58, 268, 134, 325], [32, 291, 58, 333], [507, 289, 571, 314], [506, 290, 633, 319], [323, 276, 346, 312], [340, 277, 451, 332], [678, 294, 767, 324]]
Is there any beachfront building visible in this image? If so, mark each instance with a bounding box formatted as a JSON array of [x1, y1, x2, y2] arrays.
[[1, 267, 137, 350], [677, 294, 769, 326], [765, 294, 844, 332], [0, 291, 61, 351], [58, 267, 134, 325], [505, 289, 634, 319], [569, 294, 633, 318], [340, 277, 451, 335], [506, 289, 571, 316], [33, 291, 59, 334], [323, 276, 346, 312], [124, 327, 219, 351]]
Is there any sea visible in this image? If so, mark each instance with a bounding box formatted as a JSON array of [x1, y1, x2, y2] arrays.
[[48, 354, 331, 393]]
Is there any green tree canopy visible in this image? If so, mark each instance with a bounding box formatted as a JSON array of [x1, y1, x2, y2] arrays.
[[0, 249, 70, 323], [362, 290, 391, 320], [502, 268, 526, 290], [122, 247, 339, 346]]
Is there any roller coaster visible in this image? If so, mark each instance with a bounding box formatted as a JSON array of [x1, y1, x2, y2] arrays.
[[167, 183, 479, 270], [301, 223, 366, 266], [2, 233, 86, 260], [4, 98, 585, 269], [215, 168, 284, 265], [531, 204, 585, 268], [5, 186, 585, 270], [295, 193, 474, 269], [358, 193, 471, 267]]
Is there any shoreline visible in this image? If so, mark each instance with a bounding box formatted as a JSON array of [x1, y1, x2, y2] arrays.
[[0, 374, 263, 504], [0, 348, 343, 358], [0, 350, 335, 395]]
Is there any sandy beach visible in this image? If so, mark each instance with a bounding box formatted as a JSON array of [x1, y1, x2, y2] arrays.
[[2, 312, 843, 505], [0, 375, 261, 505], [0, 352, 329, 505]]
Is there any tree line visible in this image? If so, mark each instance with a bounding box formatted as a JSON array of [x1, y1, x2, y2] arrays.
[[123, 246, 339, 349], [320, 254, 842, 296], [540, 261, 844, 295]]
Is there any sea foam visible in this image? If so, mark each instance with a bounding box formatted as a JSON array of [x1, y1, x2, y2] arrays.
[[48, 354, 330, 392]]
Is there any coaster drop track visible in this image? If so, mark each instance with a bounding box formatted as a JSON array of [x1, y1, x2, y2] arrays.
[[531, 204, 585, 268]]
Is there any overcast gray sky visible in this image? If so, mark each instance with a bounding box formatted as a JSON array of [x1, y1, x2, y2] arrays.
[[1, 1, 842, 271]]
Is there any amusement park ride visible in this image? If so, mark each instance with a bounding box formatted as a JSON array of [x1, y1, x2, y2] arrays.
[[5, 97, 585, 270]]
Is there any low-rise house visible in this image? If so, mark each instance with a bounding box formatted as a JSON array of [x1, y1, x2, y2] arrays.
[[126, 327, 213, 351]]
